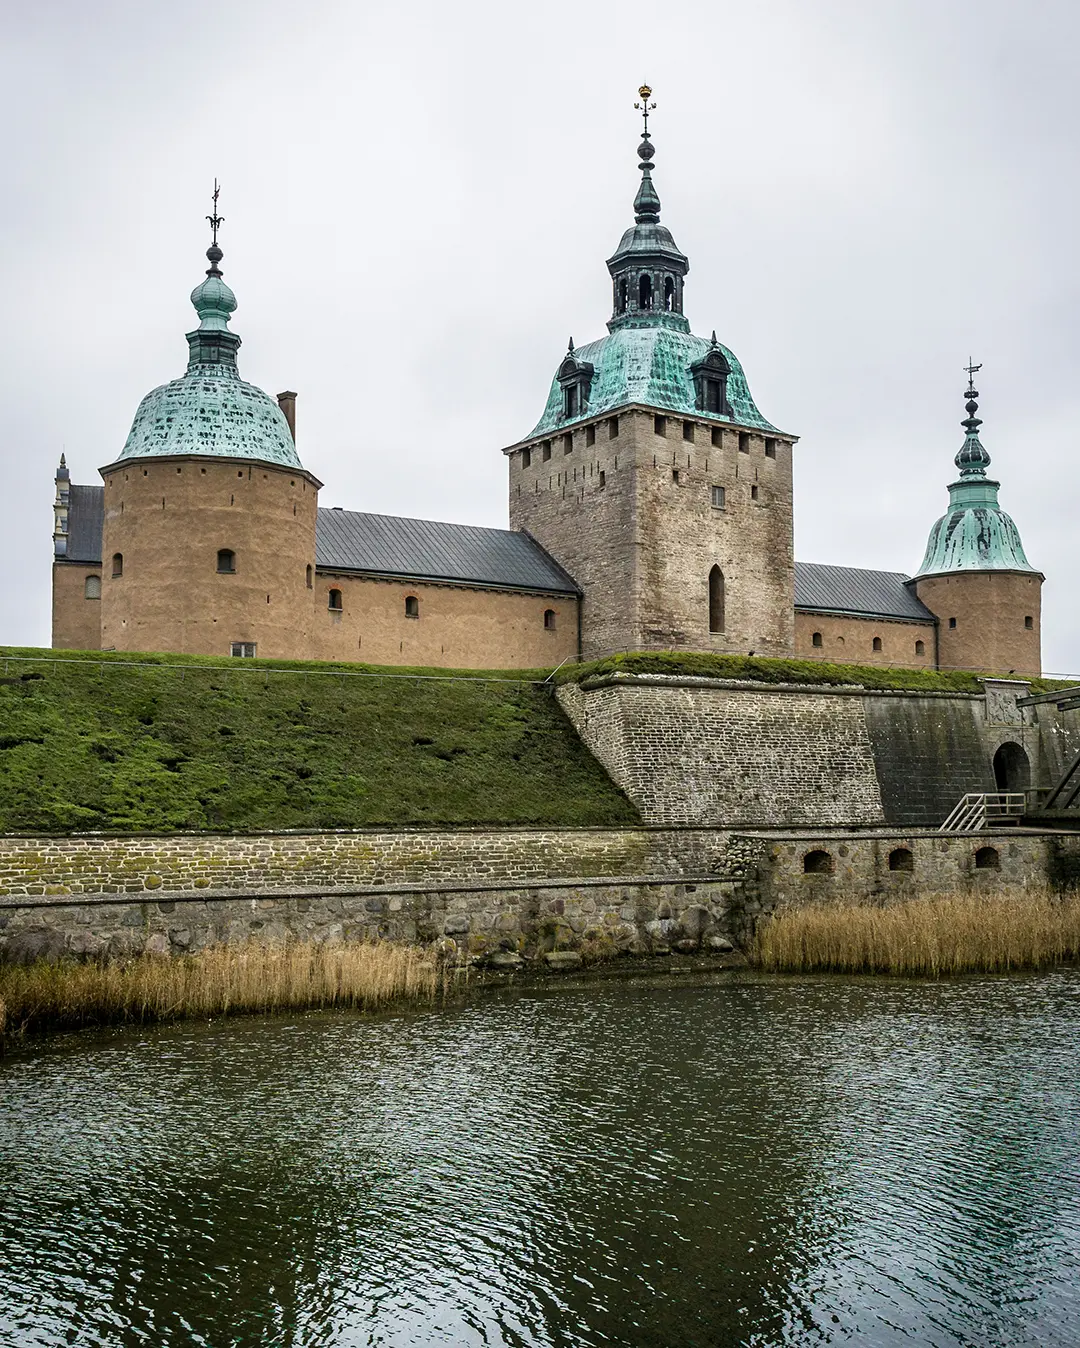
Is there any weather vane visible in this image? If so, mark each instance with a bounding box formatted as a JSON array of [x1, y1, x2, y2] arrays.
[[635, 84, 655, 138], [964, 358, 982, 394], [207, 179, 224, 246]]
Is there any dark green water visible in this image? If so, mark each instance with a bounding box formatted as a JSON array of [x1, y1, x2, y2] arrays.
[[2, 971, 1079, 1347]]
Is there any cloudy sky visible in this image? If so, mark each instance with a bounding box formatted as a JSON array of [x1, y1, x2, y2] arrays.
[[2, 0, 1077, 671]]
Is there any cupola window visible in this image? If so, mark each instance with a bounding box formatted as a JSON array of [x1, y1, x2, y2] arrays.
[[690, 345, 732, 417], [664, 276, 675, 311], [557, 347, 595, 422], [638, 274, 653, 310]]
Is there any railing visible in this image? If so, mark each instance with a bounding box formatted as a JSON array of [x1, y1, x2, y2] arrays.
[[940, 793, 1027, 832]]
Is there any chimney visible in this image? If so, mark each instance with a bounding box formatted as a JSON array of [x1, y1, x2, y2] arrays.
[[277, 391, 297, 441]]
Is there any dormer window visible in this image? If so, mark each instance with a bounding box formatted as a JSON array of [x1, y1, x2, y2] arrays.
[[690, 345, 732, 416], [557, 349, 594, 422]]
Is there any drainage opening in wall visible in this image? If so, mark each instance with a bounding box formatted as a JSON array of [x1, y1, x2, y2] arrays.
[[803, 850, 834, 875], [974, 846, 1001, 870]]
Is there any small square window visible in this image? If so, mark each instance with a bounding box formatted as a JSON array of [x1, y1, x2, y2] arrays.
[[683, 421, 695, 443], [654, 415, 667, 437], [711, 485, 725, 509], [1025, 615, 1034, 629], [739, 432, 751, 454], [765, 438, 777, 458], [949, 617, 957, 629], [230, 642, 257, 658]]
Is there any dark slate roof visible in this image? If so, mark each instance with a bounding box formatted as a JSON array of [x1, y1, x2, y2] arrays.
[[316, 509, 580, 594], [65, 485, 104, 563], [795, 562, 936, 623]]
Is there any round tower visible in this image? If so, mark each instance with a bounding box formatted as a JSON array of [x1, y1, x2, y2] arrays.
[[99, 194, 321, 659], [911, 368, 1042, 676]]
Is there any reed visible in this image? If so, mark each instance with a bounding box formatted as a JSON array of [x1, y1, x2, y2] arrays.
[[0, 939, 443, 1037], [753, 885, 1080, 976]]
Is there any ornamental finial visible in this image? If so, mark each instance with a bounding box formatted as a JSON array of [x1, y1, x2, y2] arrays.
[[955, 359, 991, 478], [205, 179, 224, 277], [635, 84, 655, 139]]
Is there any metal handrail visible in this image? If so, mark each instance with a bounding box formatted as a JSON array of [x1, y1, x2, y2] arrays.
[[940, 793, 1027, 832]]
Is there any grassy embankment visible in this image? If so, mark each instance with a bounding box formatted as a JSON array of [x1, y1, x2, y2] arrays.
[[554, 649, 1074, 695], [754, 887, 1080, 976], [0, 646, 637, 832], [0, 940, 444, 1038]]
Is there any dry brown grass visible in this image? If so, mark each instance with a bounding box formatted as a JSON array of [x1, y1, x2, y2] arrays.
[[0, 940, 443, 1037], [753, 885, 1080, 976]]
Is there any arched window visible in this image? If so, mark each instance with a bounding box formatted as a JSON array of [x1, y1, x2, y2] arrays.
[[543, 609, 556, 630], [888, 847, 914, 873], [328, 588, 343, 612], [812, 632, 823, 648], [617, 277, 628, 313], [84, 575, 101, 600], [111, 553, 123, 578], [306, 565, 313, 589], [638, 274, 653, 310], [217, 548, 235, 573], [405, 595, 419, 618], [664, 276, 675, 311], [915, 639, 925, 655], [708, 566, 725, 634], [803, 850, 834, 875], [872, 636, 883, 652], [974, 846, 1000, 870]]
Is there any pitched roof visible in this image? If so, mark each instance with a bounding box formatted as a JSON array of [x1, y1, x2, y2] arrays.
[[64, 485, 104, 564], [794, 562, 936, 623], [316, 509, 579, 595]]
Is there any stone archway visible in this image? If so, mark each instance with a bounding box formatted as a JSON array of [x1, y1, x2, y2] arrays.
[[993, 741, 1030, 792]]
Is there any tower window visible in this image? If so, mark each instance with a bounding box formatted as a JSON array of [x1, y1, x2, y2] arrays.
[[586, 425, 596, 447], [711, 427, 723, 449], [563, 433, 573, 455], [607, 416, 619, 439], [638, 274, 653, 310], [84, 575, 101, 600], [1025, 615, 1034, 629], [672, 468, 681, 485], [111, 553, 123, 578], [404, 595, 419, 618], [542, 442, 552, 462], [711, 485, 725, 509], [915, 639, 925, 655], [617, 277, 628, 313], [654, 415, 667, 437], [230, 642, 257, 658], [739, 433, 751, 454], [812, 631, 823, 648], [683, 421, 695, 443], [664, 276, 675, 311], [709, 565, 725, 634], [217, 548, 235, 574], [328, 588, 343, 612], [543, 609, 556, 630], [521, 448, 531, 469], [765, 439, 777, 458], [949, 617, 957, 629], [598, 470, 606, 488], [306, 565, 313, 589], [751, 484, 760, 501]]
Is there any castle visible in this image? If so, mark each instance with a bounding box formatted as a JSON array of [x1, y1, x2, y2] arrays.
[[51, 95, 1045, 677]]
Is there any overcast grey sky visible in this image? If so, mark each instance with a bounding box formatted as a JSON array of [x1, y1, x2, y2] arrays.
[[2, 0, 1078, 670]]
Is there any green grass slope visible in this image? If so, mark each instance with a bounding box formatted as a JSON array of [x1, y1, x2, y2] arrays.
[[0, 648, 638, 833]]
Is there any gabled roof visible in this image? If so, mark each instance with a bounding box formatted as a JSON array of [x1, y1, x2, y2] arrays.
[[316, 509, 579, 595], [63, 485, 104, 564], [795, 562, 936, 623]]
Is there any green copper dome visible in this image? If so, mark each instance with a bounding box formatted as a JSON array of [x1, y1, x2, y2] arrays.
[[114, 234, 302, 471], [529, 327, 778, 437], [527, 114, 781, 438], [914, 377, 1037, 578]]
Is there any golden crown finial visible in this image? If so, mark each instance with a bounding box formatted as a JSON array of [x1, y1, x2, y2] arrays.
[[634, 84, 656, 137]]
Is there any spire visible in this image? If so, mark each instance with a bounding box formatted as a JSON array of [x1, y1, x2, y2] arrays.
[[606, 86, 689, 333], [186, 181, 241, 372], [955, 359, 991, 478]]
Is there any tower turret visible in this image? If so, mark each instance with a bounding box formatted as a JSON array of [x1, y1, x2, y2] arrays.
[[98, 187, 320, 658], [506, 91, 797, 660], [912, 366, 1042, 675]]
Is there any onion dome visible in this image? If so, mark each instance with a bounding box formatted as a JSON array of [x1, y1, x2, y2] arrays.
[[914, 369, 1037, 577], [112, 190, 301, 471]]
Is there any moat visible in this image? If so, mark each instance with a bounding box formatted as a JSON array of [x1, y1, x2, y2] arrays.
[[3, 971, 1080, 1347]]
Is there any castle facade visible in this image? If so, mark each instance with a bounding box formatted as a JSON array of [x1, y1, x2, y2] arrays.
[[51, 102, 1044, 676]]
